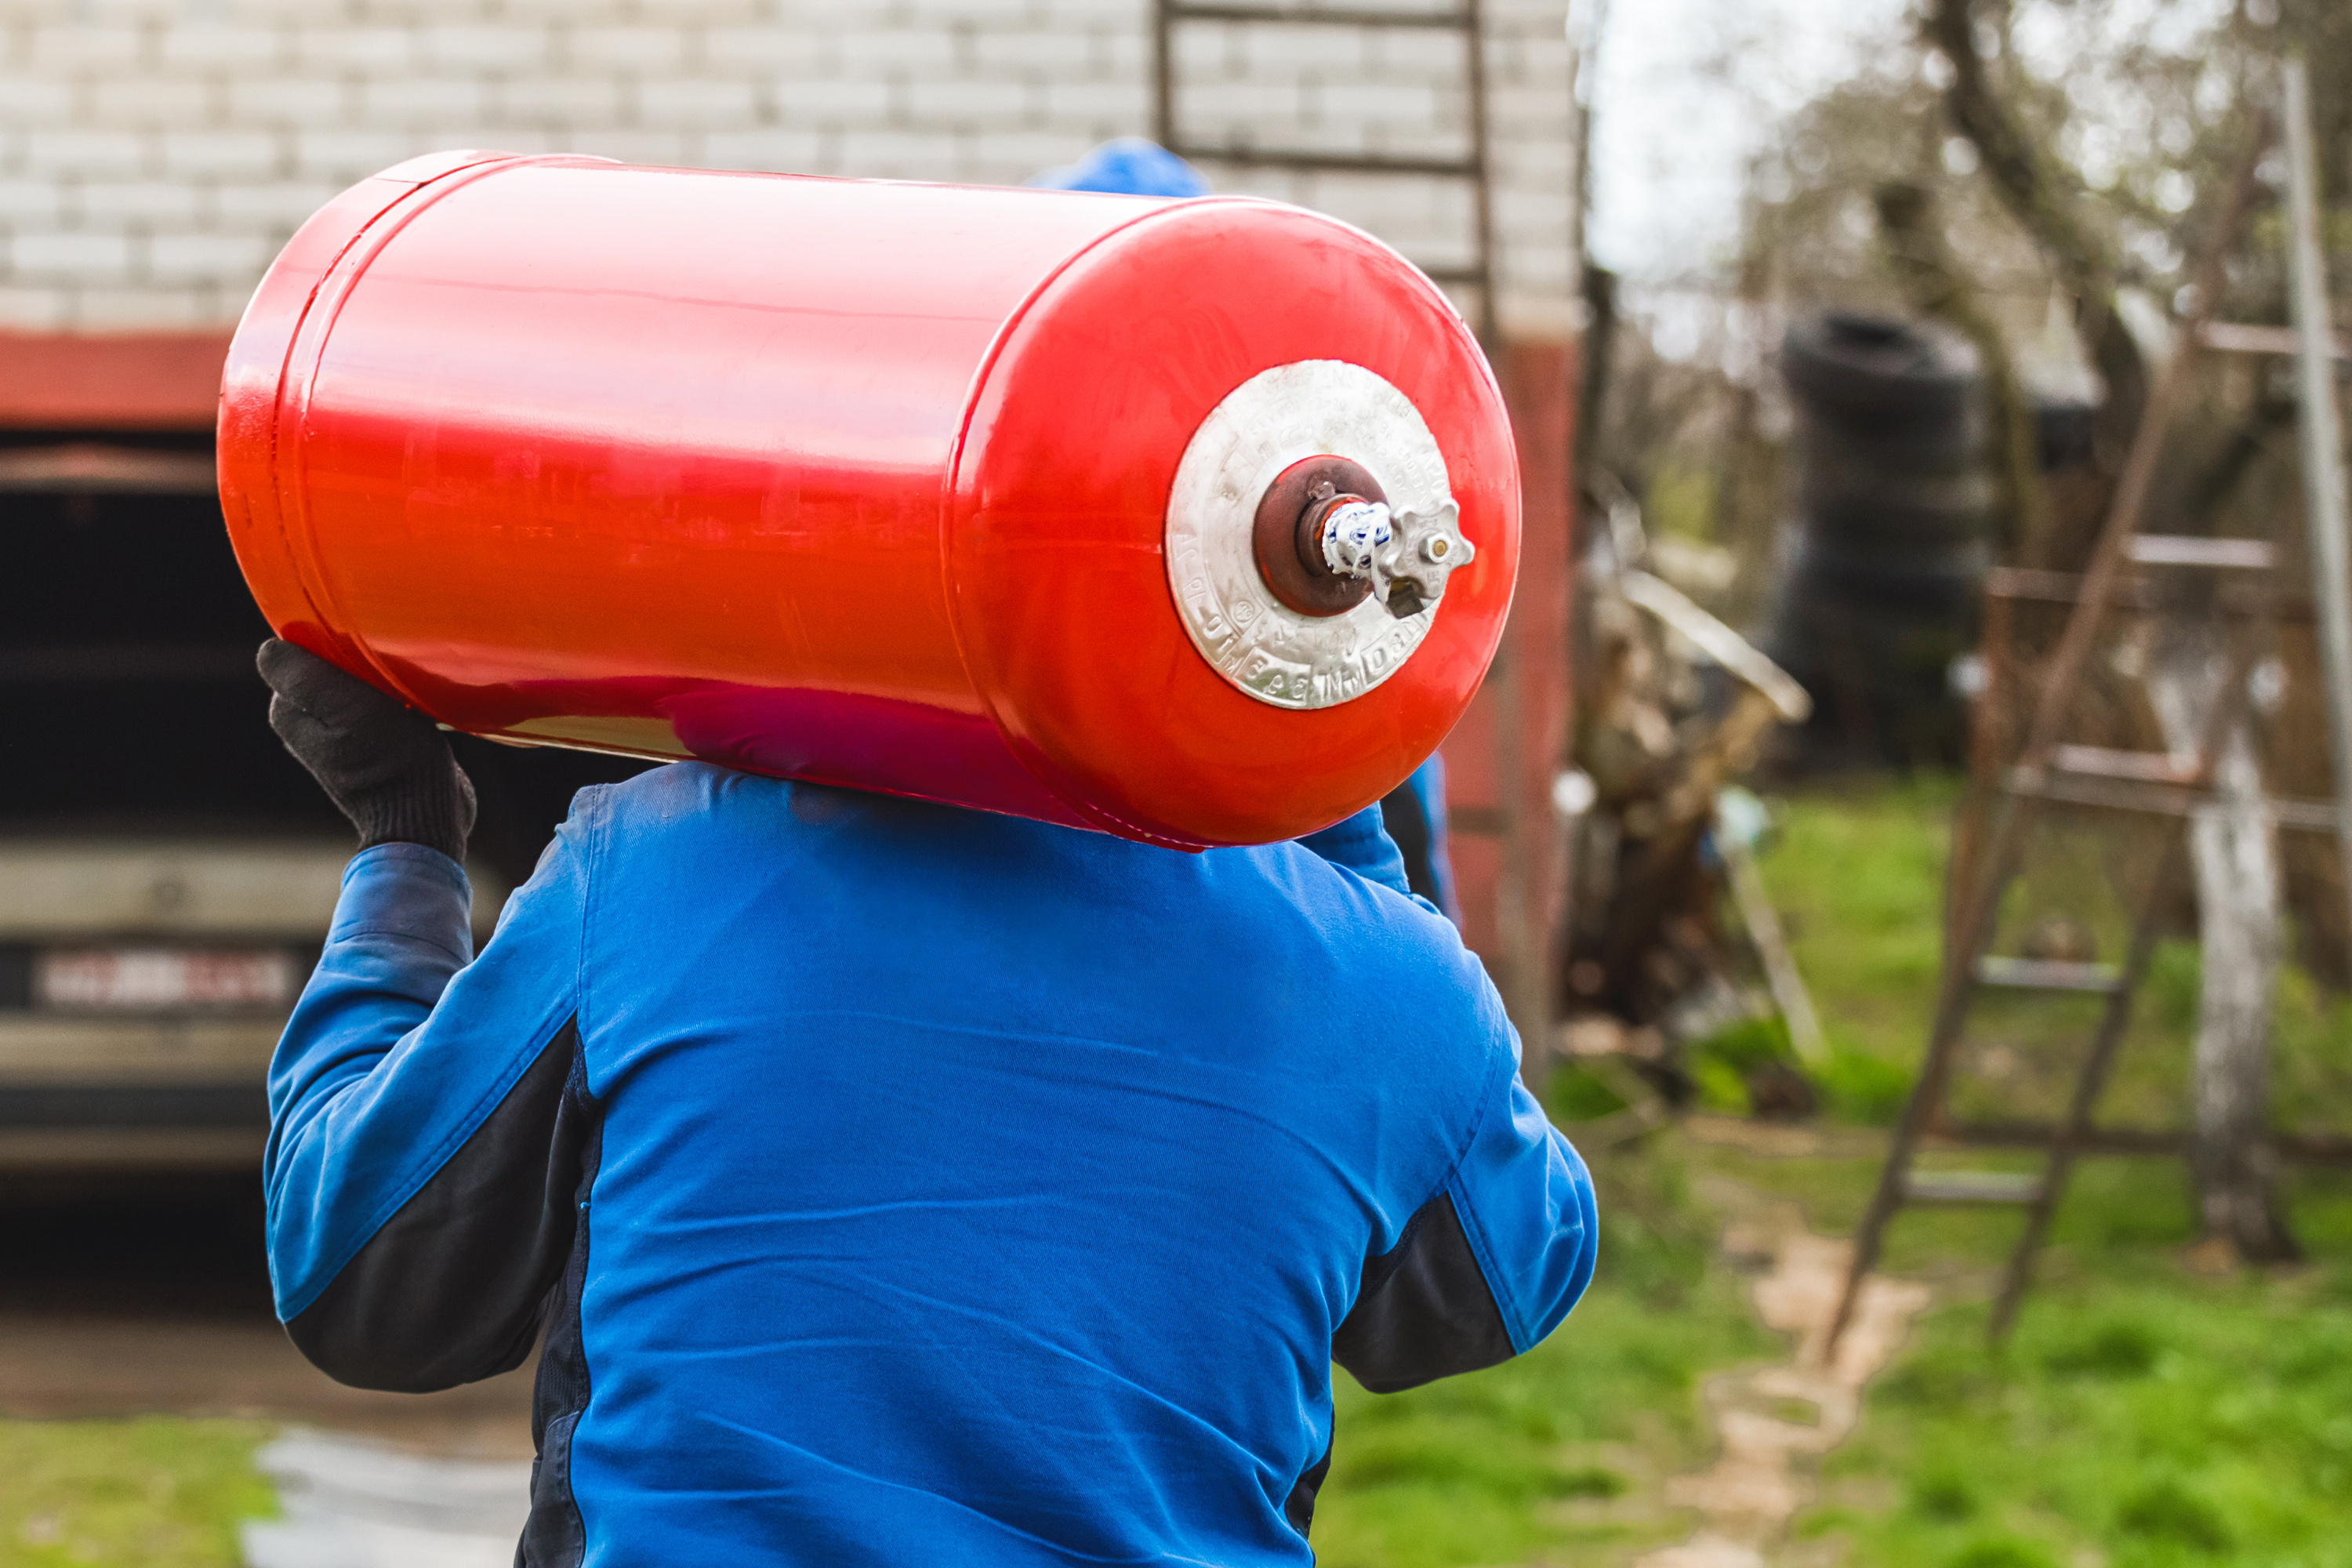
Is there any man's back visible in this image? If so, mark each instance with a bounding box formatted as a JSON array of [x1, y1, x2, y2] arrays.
[[266, 764, 1595, 1566]]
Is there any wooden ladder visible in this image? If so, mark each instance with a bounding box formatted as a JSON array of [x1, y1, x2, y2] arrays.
[[1824, 132, 2282, 1353]]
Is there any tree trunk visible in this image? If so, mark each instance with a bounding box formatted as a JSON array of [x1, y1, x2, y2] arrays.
[[1925, 0, 2148, 568], [1875, 180, 2047, 564], [2147, 624, 2299, 1263]]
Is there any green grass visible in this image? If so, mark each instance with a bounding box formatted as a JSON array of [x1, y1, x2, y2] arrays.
[[1755, 779, 2352, 1134], [1806, 1258, 2352, 1566], [1739, 776, 2352, 1564], [1684, 1126, 2352, 1563], [1755, 776, 1959, 1109], [0, 1418, 274, 1568], [1312, 1137, 1776, 1567]]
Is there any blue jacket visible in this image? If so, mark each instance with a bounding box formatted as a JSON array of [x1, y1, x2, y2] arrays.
[[266, 764, 1596, 1566]]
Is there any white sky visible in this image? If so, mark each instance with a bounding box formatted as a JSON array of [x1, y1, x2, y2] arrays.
[[1581, 0, 2236, 285], [1581, 0, 1915, 282]]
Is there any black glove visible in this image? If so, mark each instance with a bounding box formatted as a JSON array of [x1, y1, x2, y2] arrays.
[[258, 639, 477, 863]]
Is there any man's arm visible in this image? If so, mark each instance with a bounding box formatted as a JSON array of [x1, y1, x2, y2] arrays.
[[267, 837, 594, 1390], [1297, 793, 1595, 1388], [259, 641, 597, 1392], [1334, 1044, 1597, 1392]]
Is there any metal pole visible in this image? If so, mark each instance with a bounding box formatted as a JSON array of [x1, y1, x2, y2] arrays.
[[1151, 0, 1174, 151], [1724, 839, 1828, 1065], [1565, 0, 1609, 269], [1462, 0, 1499, 348], [2284, 56, 2352, 950]]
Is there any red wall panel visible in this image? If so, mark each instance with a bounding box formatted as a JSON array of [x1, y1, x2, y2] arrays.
[[0, 332, 232, 429], [1441, 338, 1577, 1048]]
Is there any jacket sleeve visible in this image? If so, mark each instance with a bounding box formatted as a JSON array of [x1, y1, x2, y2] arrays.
[[1378, 753, 1459, 922], [263, 807, 601, 1392], [1334, 1044, 1598, 1393], [1294, 804, 1424, 906]]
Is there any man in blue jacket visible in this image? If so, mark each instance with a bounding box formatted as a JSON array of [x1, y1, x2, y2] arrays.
[[257, 638, 1596, 1567]]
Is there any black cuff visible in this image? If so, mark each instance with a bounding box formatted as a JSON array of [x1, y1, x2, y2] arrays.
[[353, 758, 475, 866]]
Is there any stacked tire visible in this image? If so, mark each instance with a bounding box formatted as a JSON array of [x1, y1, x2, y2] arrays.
[[1769, 310, 1990, 765]]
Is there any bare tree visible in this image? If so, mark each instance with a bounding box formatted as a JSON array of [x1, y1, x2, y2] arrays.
[[1924, 0, 2147, 471], [1875, 178, 2048, 560]]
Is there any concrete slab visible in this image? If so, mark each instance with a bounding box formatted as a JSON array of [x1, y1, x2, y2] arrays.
[[241, 1428, 532, 1568]]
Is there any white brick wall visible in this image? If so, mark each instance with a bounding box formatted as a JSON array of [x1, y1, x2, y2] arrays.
[[0, 0, 1575, 338], [1485, 0, 1579, 331], [1163, 0, 1576, 336]]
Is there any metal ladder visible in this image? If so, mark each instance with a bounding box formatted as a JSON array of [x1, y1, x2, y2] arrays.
[[1149, 0, 1498, 345]]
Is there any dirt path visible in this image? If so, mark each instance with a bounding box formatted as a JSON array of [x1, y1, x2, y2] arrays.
[[0, 1178, 534, 1454], [0, 1316, 538, 1567], [1632, 1232, 1929, 1568], [0, 1313, 533, 1455], [1, 1181, 536, 1565]]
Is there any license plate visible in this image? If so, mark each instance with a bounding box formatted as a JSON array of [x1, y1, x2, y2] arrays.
[[36, 949, 299, 1011]]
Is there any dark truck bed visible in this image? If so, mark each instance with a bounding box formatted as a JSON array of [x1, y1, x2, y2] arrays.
[[0, 434, 645, 1171]]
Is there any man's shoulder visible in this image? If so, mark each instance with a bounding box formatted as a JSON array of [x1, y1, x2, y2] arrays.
[[579, 767, 1492, 1000], [580, 764, 944, 837], [1229, 838, 1510, 1029], [568, 764, 1514, 1083], [1244, 836, 1461, 944], [575, 760, 734, 825], [573, 764, 1117, 879]]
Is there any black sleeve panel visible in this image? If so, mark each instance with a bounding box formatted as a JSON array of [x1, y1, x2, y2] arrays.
[[286, 1018, 594, 1394], [521, 1092, 604, 1568], [1332, 1189, 1518, 1394], [1283, 1444, 1331, 1540]]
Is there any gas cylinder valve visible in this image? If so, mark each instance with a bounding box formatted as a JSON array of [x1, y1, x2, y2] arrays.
[[1317, 497, 1393, 579], [1370, 501, 1475, 619], [1312, 492, 1474, 620], [1252, 456, 1473, 624]]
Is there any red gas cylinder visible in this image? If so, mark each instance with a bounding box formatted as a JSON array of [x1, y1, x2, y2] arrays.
[[221, 151, 1519, 849]]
